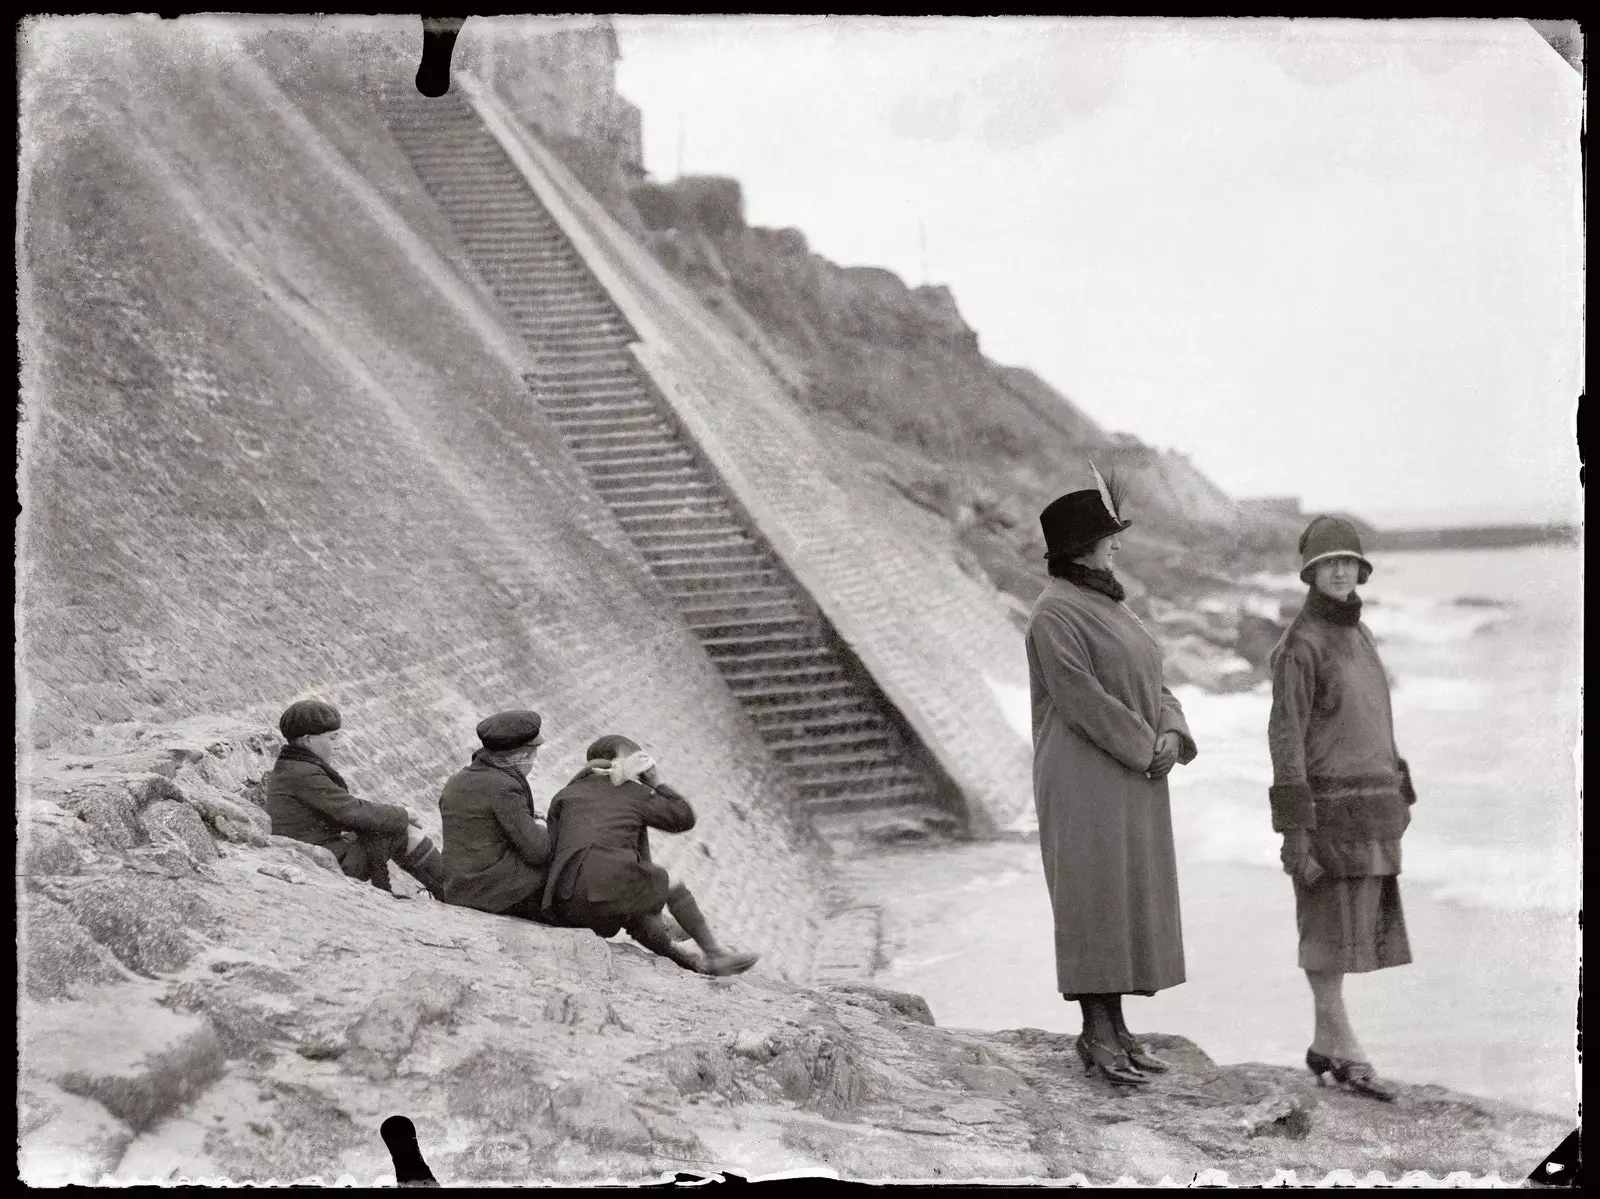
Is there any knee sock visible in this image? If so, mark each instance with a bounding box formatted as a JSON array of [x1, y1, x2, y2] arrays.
[[628, 914, 701, 973], [666, 885, 721, 955], [396, 835, 450, 901]]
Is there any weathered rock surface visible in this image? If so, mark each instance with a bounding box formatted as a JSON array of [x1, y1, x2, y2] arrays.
[[17, 723, 1569, 1185]]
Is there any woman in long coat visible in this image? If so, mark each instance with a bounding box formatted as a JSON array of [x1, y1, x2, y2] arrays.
[[1268, 516, 1414, 1102], [1026, 476, 1197, 1087]]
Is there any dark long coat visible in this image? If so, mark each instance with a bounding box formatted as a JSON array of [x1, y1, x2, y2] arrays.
[[542, 773, 696, 937], [1026, 578, 1197, 997], [437, 751, 551, 914]]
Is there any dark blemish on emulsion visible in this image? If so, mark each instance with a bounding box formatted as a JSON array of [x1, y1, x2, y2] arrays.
[[381, 1115, 439, 1187], [415, 17, 468, 98]]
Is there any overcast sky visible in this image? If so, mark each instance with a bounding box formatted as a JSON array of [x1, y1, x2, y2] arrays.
[[613, 18, 1582, 526]]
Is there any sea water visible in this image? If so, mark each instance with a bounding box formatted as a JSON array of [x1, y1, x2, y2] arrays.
[[870, 543, 1581, 1120]]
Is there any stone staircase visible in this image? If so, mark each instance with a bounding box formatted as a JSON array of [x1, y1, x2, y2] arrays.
[[382, 86, 962, 834]]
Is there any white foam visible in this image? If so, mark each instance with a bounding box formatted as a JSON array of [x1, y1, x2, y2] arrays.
[[1362, 599, 1508, 645], [985, 674, 1033, 746]]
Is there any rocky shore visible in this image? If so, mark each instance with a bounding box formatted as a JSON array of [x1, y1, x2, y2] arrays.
[[18, 721, 1566, 1185]]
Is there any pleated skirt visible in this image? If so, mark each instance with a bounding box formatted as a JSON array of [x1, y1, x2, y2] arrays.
[[1293, 874, 1413, 973]]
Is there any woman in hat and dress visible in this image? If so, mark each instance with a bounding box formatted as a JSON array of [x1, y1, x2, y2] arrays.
[[1268, 517, 1416, 1102], [1026, 471, 1197, 1087], [437, 710, 555, 921]]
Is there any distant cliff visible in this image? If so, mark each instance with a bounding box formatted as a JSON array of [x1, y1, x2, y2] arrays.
[[618, 174, 1299, 607]]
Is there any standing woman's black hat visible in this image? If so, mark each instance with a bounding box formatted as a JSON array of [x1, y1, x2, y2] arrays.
[[1041, 464, 1132, 561], [1297, 516, 1373, 585]]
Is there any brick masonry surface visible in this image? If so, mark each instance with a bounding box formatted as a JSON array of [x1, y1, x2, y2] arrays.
[[17, 32, 829, 982], [465, 77, 1037, 832]]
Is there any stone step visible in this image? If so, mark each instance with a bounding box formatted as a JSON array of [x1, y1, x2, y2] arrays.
[[676, 589, 797, 614], [634, 533, 755, 558], [732, 681, 864, 709], [545, 411, 665, 435], [744, 694, 877, 724], [570, 439, 685, 462], [768, 732, 894, 763], [455, 239, 576, 256], [697, 630, 821, 656], [528, 360, 633, 379], [532, 344, 629, 362], [480, 263, 594, 280], [620, 516, 749, 540], [608, 496, 730, 519], [588, 471, 707, 497], [722, 665, 849, 693], [786, 750, 911, 779], [687, 614, 816, 643], [570, 451, 698, 479], [659, 568, 787, 594], [713, 647, 839, 676], [630, 524, 753, 548], [598, 481, 722, 506], [643, 543, 768, 569], [524, 360, 638, 384], [427, 196, 544, 211], [522, 325, 629, 346], [515, 316, 629, 337], [794, 768, 926, 801], [410, 166, 527, 184], [760, 714, 889, 748], [478, 264, 593, 280], [536, 392, 654, 414], [803, 786, 939, 817], [465, 247, 582, 264]]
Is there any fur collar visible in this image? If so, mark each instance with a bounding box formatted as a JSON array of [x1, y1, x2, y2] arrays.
[[1304, 585, 1363, 626], [1058, 561, 1127, 603]]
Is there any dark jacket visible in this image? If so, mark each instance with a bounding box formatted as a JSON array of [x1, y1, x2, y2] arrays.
[[438, 751, 551, 914], [1268, 587, 1415, 873], [265, 747, 410, 864], [542, 772, 696, 931]]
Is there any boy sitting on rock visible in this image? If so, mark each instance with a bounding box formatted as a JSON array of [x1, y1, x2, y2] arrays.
[[265, 699, 449, 900], [437, 710, 555, 922], [542, 734, 759, 977]]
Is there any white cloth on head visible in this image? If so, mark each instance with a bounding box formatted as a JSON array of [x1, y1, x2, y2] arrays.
[[584, 751, 656, 786]]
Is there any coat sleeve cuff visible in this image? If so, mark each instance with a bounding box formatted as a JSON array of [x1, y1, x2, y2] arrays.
[[1269, 783, 1316, 831], [1397, 759, 1417, 805], [1174, 730, 1198, 765]]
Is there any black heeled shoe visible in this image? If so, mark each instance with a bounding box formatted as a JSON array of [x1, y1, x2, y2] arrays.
[[1332, 1058, 1398, 1102], [1305, 1048, 1337, 1085], [1115, 1029, 1170, 1074], [1305, 1049, 1398, 1101], [1075, 1037, 1150, 1087]]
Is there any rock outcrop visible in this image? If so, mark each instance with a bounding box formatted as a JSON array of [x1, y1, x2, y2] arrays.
[[18, 723, 1567, 1185]]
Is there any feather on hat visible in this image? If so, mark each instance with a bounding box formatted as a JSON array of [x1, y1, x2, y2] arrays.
[[1089, 461, 1126, 524]]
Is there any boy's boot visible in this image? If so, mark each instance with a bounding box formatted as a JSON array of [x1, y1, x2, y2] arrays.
[[667, 885, 759, 977]]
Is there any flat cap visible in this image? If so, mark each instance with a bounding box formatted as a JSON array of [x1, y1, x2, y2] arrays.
[[477, 709, 546, 751], [280, 699, 341, 742]]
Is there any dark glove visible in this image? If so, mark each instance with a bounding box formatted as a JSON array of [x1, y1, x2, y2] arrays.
[[1397, 759, 1417, 805]]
